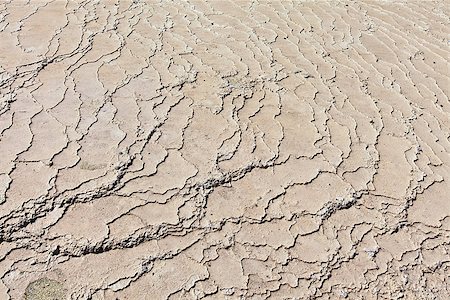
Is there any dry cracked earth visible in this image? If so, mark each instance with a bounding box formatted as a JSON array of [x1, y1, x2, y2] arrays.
[[0, 0, 449, 299]]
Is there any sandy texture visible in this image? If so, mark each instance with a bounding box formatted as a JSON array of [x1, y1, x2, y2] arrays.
[[0, 0, 449, 299]]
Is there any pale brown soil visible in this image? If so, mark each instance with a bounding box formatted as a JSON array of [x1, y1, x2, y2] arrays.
[[0, 1, 449, 299]]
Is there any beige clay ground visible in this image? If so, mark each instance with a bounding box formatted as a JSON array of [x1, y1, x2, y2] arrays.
[[0, 1, 449, 299]]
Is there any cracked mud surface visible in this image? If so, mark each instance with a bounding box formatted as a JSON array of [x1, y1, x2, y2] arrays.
[[0, 1, 449, 299]]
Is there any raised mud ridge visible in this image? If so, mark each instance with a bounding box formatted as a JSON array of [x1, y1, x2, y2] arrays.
[[0, 1, 449, 299]]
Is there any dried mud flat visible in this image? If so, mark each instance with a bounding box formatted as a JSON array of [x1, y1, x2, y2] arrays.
[[0, 0, 449, 299]]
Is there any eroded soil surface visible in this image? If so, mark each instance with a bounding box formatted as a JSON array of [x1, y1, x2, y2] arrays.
[[0, 1, 449, 299]]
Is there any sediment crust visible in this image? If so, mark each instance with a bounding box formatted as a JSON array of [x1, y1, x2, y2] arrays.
[[0, 1, 449, 299]]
